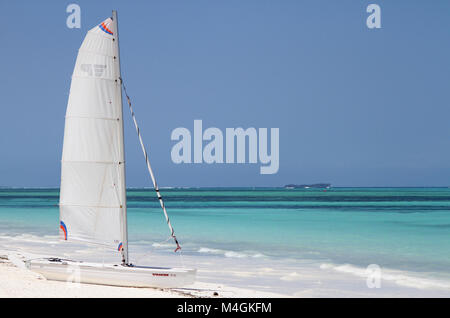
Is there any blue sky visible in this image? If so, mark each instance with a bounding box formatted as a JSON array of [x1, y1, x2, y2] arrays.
[[0, 1, 449, 187]]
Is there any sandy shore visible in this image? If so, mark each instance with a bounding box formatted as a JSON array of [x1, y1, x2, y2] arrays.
[[0, 254, 284, 298], [3, 246, 449, 298]]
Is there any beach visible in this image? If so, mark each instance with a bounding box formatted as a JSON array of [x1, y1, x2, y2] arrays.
[[0, 188, 450, 297], [0, 253, 283, 298], [1, 249, 449, 298]]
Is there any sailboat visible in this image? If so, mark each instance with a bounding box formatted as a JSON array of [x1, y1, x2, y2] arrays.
[[26, 11, 196, 288]]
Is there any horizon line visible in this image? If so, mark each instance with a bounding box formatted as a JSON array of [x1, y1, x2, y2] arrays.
[[1, 186, 450, 189]]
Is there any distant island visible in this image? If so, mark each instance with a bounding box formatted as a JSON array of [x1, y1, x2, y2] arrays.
[[285, 183, 331, 189]]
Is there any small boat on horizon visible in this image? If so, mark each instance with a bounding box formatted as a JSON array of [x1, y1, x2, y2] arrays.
[[285, 183, 331, 189]]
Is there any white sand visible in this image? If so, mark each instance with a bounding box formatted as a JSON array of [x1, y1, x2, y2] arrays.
[[2, 243, 449, 297], [0, 254, 284, 298]]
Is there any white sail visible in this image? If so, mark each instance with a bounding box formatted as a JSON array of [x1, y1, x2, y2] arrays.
[[28, 12, 196, 288], [59, 17, 127, 257]]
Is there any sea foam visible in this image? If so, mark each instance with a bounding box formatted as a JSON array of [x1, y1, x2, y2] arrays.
[[320, 263, 450, 290], [198, 247, 265, 259]]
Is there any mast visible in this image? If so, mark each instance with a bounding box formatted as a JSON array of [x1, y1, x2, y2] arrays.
[[113, 10, 129, 265]]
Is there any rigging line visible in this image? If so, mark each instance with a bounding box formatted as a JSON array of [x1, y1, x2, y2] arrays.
[[120, 77, 181, 253]]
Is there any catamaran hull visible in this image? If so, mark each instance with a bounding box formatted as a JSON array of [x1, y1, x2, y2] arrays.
[[27, 259, 196, 288]]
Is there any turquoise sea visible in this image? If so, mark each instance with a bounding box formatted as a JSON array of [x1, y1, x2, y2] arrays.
[[1, 187, 450, 296]]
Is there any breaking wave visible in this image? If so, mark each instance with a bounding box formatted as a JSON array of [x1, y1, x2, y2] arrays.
[[320, 263, 450, 290], [198, 247, 265, 259]]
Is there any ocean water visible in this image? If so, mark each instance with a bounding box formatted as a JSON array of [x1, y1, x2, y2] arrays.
[[1, 187, 450, 296]]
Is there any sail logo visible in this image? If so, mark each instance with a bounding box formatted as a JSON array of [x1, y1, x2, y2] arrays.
[[171, 120, 279, 174], [99, 21, 114, 35], [80, 64, 106, 77], [60, 221, 68, 240]]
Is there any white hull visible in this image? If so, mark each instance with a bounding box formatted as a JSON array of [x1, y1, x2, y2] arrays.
[[27, 258, 196, 288]]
